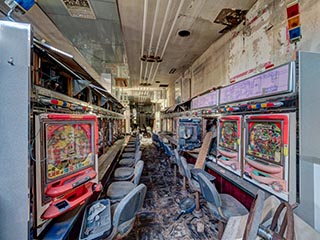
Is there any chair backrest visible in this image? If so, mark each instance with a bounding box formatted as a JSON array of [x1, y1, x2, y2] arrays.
[[174, 149, 185, 176], [180, 156, 191, 180], [259, 195, 281, 227], [159, 139, 165, 150], [113, 183, 147, 229], [174, 149, 180, 164], [135, 150, 142, 163], [269, 202, 294, 240], [197, 172, 221, 208], [164, 144, 172, 157], [133, 160, 144, 185]]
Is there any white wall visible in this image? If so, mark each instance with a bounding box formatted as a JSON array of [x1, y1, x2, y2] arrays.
[[169, 0, 320, 105]]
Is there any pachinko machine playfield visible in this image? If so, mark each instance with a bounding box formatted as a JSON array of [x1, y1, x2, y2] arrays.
[[243, 113, 296, 202], [34, 113, 102, 236], [217, 116, 242, 176]]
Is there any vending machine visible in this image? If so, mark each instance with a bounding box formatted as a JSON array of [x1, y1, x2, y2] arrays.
[[34, 113, 102, 236], [243, 113, 296, 201], [217, 115, 242, 175]]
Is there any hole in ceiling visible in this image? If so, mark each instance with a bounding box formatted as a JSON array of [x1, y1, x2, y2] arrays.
[[214, 8, 247, 33], [159, 84, 169, 88], [169, 68, 177, 74], [178, 30, 191, 37], [114, 78, 128, 87], [155, 81, 160, 83]]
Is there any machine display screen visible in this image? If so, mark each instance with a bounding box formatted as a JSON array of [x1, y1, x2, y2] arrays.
[[246, 121, 283, 164], [219, 120, 238, 151], [45, 122, 95, 182], [180, 124, 197, 140], [191, 91, 218, 109], [220, 64, 292, 104]]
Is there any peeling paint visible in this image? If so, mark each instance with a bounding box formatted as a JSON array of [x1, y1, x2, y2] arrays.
[[168, 0, 320, 104]]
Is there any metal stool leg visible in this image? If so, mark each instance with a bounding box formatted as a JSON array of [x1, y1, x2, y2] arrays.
[[193, 191, 202, 218]]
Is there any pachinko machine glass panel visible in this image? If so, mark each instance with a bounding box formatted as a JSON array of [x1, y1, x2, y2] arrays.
[[34, 114, 102, 237], [217, 116, 242, 175], [177, 118, 202, 150], [243, 113, 296, 202]]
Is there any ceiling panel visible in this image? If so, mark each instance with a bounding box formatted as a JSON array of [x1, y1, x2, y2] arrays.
[[91, 0, 119, 21], [0, 0, 258, 104], [38, 0, 126, 75], [117, 0, 258, 90]]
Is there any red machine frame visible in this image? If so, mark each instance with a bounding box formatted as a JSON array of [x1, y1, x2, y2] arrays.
[[243, 113, 296, 201], [34, 113, 102, 235], [217, 115, 242, 176]]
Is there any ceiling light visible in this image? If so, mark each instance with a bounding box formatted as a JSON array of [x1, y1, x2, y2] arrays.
[[178, 30, 191, 37], [140, 54, 162, 63]]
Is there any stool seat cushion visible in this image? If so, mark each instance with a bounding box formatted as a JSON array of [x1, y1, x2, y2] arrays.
[[119, 158, 135, 167], [107, 181, 135, 200], [122, 152, 135, 158], [114, 167, 134, 180], [126, 144, 136, 148], [220, 194, 248, 218], [124, 147, 136, 152]]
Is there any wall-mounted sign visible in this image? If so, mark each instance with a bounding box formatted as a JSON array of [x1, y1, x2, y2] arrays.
[[220, 63, 293, 104], [286, 1, 301, 43], [191, 91, 218, 109]]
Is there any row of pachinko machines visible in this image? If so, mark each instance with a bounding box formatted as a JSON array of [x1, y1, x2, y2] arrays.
[[217, 113, 296, 202], [173, 59, 298, 205], [176, 113, 295, 203], [173, 52, 320, 231]]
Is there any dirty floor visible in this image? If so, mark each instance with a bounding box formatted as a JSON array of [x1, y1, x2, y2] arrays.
[[125, 138, 219, 240]]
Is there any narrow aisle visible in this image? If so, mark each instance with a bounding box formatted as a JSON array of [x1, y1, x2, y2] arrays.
[[126, 138, 218, 240]]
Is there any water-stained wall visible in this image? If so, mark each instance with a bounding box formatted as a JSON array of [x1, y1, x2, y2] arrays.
[[168, 0, 320, 105]]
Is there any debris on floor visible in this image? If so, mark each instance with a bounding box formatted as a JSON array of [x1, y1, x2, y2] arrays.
[[126, 138, 219, 240]]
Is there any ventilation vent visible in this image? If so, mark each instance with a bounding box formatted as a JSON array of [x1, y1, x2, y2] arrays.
[[169, 68, 176, 74], [139, 82, 151, 86], [61, 0, 96, 19], [159, 84, 169, 88]]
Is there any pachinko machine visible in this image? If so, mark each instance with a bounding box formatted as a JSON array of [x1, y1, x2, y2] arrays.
[[217, 116, 242, 176], [34, 114, 102, 236], [243, 113, 296, 202]]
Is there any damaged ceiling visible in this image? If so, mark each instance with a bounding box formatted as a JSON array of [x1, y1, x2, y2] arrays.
[[117, 0, 257, 90], [0, 0, 258, 102]]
